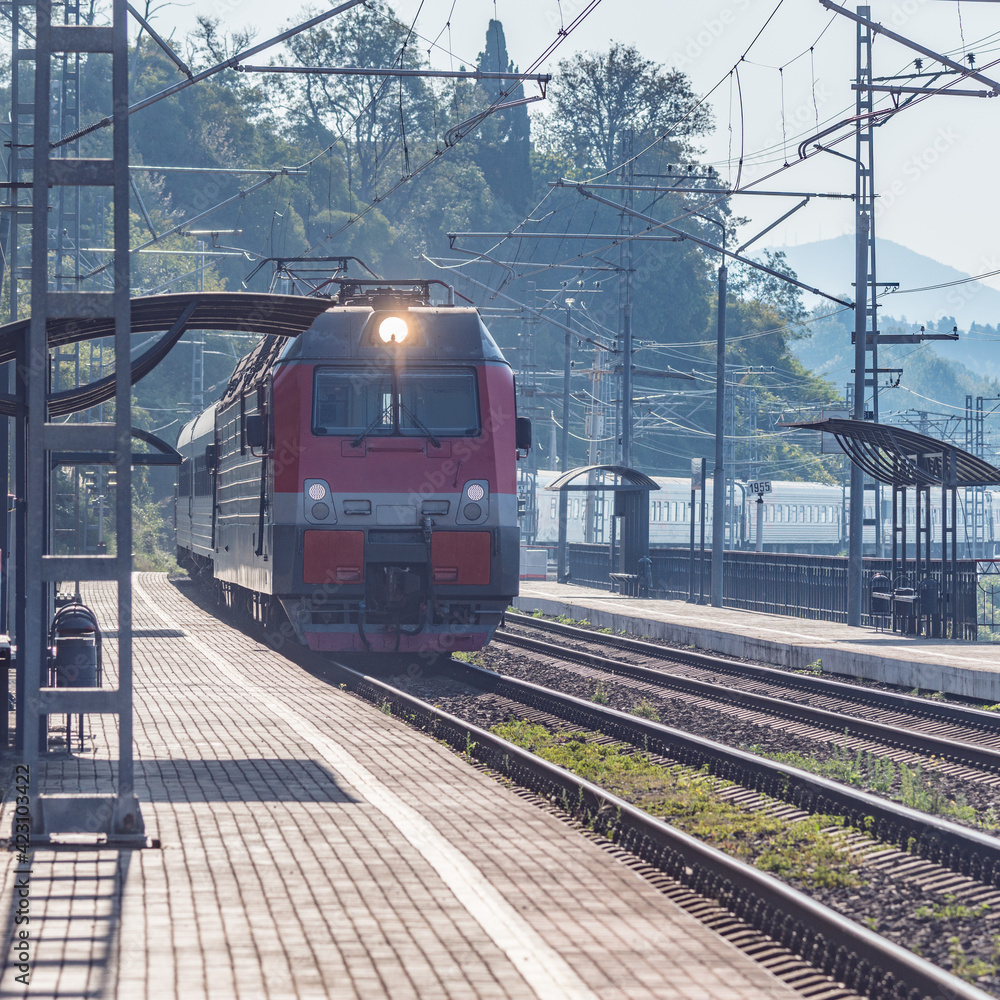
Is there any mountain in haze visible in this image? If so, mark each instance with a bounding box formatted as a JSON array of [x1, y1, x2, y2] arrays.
[[768, 235, 1000, 332], [770, 236, 1000, 378]]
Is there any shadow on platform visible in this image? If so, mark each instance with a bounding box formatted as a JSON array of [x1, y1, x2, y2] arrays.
[[37, 757, 358, 803]]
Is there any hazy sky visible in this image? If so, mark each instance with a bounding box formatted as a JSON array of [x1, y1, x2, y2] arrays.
[[155, 0, 1000, 297]]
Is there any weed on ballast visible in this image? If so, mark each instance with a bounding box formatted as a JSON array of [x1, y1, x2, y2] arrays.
[[631, 698, 660, 722], [744, 742, 991, 829], [591, 681, 609, 705], [947, 936, 1000, 983], [915, 895, 991, 921], [793, 658, 823, 676], [493, 720, 863, 890], [746, 743, 895, 795]]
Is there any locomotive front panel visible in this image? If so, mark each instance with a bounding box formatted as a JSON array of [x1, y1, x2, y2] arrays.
[[268, 306, 520, 653]]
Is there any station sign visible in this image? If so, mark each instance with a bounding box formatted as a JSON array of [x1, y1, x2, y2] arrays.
[[748, 480, 772, 496], [691, 457, 706, 491]]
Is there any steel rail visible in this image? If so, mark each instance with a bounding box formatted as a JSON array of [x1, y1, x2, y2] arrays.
[[496, 628, 1000, 772], [440, 658, 1000, 890], [504, 612, 1000, 748], [324, 658, 993, 1000]]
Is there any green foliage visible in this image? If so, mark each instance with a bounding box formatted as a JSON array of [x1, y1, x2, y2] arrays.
[[749, 744, 897, 795], [631, 698, 660, 721], [472, 20, 532, 213], [495, 720, 863, 889], [947, 936, 1000, 983], [794, 658, 824, 675], [747, 742, 992, 828], [545, 42, 712, 174], [132, 496, 179, 572], [914, 895, 991, 920]]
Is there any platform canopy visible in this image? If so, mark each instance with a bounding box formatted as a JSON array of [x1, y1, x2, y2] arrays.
[[543, 465, 660, 492], [0, 291, 332, 417], [789, 417, 1000, 487]]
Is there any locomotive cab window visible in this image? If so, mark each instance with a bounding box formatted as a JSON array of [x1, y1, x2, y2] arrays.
[[399, 370, 480, 436], [313, 367, 480, 437], [313, 370, 393, 435]]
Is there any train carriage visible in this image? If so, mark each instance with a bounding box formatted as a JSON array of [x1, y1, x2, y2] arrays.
[[528, 469, 1000, 557]]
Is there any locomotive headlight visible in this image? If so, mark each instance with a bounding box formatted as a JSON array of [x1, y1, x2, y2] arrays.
[[459, 480, 489, 523], [378, 316, 409, 344], [304, 479, 336, 524]]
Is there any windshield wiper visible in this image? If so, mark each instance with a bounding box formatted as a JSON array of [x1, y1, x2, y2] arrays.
[[351, 405, 392, 448], [399, 403, 441, 448]]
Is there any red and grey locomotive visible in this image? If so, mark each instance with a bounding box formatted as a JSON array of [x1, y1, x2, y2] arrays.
[[176, 280, 530, 653]]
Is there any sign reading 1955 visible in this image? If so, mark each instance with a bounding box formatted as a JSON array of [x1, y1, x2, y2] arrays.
[[748, 480, 772, 496]]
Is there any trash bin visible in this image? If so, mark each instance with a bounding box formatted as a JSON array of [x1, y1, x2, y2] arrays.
[[870, 573, 891, 608], [52, 605, 100, 688], [49, 604, 102, 751]]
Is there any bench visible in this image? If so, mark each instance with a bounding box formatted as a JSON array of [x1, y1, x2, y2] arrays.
[[609, 572, 641, 595]]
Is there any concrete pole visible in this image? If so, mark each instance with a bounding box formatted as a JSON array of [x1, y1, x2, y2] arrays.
[[585, 345, 601, 543], [556, 304, 572, 583], [711, 264, 727, 608], [848, 211, 870, 626]]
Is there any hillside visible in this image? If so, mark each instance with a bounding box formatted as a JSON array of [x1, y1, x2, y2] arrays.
[[770, 236, 1000, 329], [773, 237, 1000, 384]]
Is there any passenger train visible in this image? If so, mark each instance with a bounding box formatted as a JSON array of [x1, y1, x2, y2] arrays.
[[524, 470, 1000, 557], [176, 282, 531, 653]]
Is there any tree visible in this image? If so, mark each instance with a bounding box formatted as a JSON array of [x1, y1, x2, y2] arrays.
[[471, 20, 532, 213], [279, 1, 434, 204], [729, 251, 808, 327], [545, 43, 713, 174]]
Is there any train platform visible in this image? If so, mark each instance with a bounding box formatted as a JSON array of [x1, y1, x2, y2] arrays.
[[516, 581, 1000, 703], [0, 573, 801, 1000]]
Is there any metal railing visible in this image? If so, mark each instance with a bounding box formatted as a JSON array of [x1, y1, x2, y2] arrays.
[[567, 544, 979, 637]]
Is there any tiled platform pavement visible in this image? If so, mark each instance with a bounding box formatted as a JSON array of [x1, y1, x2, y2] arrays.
[[517, 580, 1000, 701], [0, 574, 801, 1000]]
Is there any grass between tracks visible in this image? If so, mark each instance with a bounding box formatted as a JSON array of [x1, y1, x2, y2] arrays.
[[743, 742, 1000, 832], [492, 719, 863, 890]]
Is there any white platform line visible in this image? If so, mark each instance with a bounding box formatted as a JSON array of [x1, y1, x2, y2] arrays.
[[134, 579, 598, 1000]]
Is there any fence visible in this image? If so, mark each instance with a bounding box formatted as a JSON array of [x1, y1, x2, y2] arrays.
[[567, 544, 979, 637]]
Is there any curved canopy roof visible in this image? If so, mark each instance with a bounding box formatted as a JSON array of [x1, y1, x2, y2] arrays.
[[544, 465, 660, 491], [0, 292, 332, 417], [789, 417, 1000, 487]]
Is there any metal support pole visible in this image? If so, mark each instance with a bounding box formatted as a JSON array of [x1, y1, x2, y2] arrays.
[[556, 304, 572, 583], [848, 211, 870, 626], [698, 458, 707, 604], [755, 497, 764, 553], [620, 129, 634, 468], [711, 264, 727, 607], [688, 485, 696, 602], [13, 341, 25, 751]]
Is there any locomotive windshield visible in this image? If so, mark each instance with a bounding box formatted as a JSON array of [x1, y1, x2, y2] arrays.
[[313, 368, 480, 437]]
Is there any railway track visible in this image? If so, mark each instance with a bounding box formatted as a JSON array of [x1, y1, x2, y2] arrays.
[[438, 655, 1000, 886], [317, 653, 994, 1000], [498, 612, 1000, 781]]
